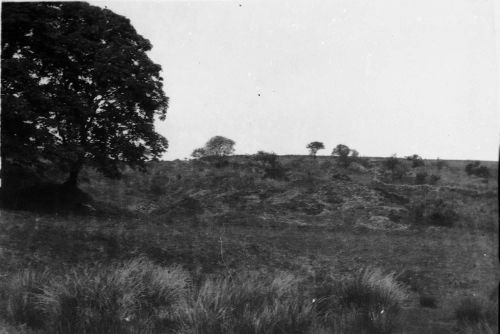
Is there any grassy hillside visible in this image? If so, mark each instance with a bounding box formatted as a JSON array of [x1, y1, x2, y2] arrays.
[[0, 155, 498, 333]]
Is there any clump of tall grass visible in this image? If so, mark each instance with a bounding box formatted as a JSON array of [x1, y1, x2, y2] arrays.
[[1, 269, 51, 329], [2, 264, 409, 334], [315, 267, 407, 334], [458, 322, 497, 334], [2, 258, 189, 334], [178, 271, 314, 334], [454, 296, 498, 328]]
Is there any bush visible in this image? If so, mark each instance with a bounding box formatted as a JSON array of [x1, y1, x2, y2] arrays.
[[253, 151, 287, 180], [384, 155, 407, 180], [384, 155, 400, 172], [149, 173, 170, 196], [411, 198, 458, 227], [465, 161, 490, 179], [428, 174, 441, 185], [254, 151, 279, 166], [435, 158, 447, 170], [406, 155, 425, 168], [415, 172, 428, 185], [414, 172, 440, 185], [332, 144, 360, 168], [354, 156, 371, 168]]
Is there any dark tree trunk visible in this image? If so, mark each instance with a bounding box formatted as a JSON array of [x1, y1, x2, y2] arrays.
[[64, 164, 82, 188]]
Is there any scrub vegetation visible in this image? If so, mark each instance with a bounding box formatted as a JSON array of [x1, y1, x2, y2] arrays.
[[0, 155, 498, 333]]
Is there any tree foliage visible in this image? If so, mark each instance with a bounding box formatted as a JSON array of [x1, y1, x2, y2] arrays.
[[204, 136, 236, 157], [465, 161, 490, 179], [192, 136, 235, 158], [384, 154, 407, 180], [191, 148, 206, 159], [1, 2, 169, 187], [306, 141, 324, 158], [384, 155, 400, 172], [254, 151, 287, 179], [331, 144, 357, 167], [406, 154, 425, 168]]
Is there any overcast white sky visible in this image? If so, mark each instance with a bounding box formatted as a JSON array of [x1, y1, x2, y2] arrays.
[[89, 0, 499, 161]]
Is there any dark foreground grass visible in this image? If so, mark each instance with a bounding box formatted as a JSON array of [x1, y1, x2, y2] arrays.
[[1, 258, 190, 334], [0, 209, 498, 333], [1, 258, 408, 334]]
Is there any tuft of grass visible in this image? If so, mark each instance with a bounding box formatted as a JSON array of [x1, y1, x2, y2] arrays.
[[337, 268, 407, 334], [419, 295, 438, 308], [313, 267, 407, 334], [454, 296, 497, 327], [2, 258, 189, 334], [1, 269, 50, 329], [178, 271, 314, 334], [458, 321, 497, 334]]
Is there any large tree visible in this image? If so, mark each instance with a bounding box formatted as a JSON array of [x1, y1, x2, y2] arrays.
[[1, 2, 169, 188]]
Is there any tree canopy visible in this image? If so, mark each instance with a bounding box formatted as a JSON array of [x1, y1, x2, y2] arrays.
[[1, 2, 169, 187], [331, 144, 356, 167], [306, 141, 324, 158], [405, 154, 425, 168], [192, 136, 235, 158]]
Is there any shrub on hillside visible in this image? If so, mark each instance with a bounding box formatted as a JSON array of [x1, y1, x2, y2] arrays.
[[331, 144, 359, 168], [428, 174, 441, 185], [415, 172, 428, 185], [149, 172, 170, 196], [413, 172, 440, 185], [435, 158, 448, 170], [254, 151, 279, 166], [406, 154, 425, 168], [191, 136, 236, 168], [465, 161, 490, 179], [253, 151, 287, 180], [383, 155, 407, 180], [384, 155, 400, 172], [354, 156, 372, 168], [411, 198, 458, 227]]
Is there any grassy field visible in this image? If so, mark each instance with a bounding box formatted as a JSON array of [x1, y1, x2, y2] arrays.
[[0, 156, 498, 333]]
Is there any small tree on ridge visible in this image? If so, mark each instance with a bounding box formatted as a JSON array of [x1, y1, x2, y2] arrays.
[[332, 144, 355, 167], [306, 141, 325, 159]]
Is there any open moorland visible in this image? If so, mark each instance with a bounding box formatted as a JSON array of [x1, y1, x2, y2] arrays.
[[0, 155, 498, 334]]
